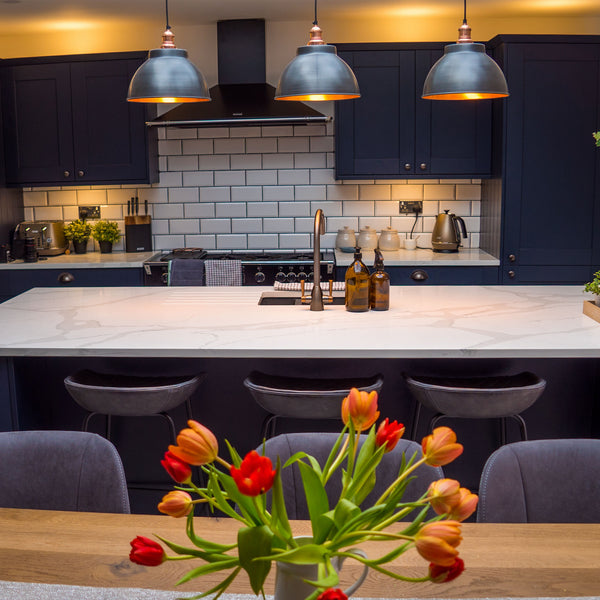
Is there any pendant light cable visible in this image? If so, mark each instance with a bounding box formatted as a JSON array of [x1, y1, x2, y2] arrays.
[[313, 0, 318, 26], [165, 0, 170, 30]]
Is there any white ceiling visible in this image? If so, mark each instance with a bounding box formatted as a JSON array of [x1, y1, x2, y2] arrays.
[[2, 0, 599, 29]]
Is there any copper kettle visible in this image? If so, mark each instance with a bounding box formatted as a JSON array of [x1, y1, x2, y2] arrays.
[[431, 210, 468, 253]]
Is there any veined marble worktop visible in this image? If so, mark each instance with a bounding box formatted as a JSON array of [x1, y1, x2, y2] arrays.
[[0, 251, 154, 270], [0, 285, 598, 358]]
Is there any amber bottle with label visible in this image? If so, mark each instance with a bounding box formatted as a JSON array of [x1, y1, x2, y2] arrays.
[[370, 249, 390, 311], [345, 247, 370, 312]]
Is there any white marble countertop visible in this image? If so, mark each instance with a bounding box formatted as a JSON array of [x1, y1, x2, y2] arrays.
[[334, 248, 499, 267], [0, 251, 154, 270], [0, 285, 598, 358]]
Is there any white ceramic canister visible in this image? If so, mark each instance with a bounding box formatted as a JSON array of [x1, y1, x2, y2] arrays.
[[357, 226, 378, 250], [335, 226, 356, 250], [378, 227, 400, 251]]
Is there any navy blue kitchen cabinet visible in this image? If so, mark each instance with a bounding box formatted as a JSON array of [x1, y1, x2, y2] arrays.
[[334, 43, 492, 180], [0, 267, 143, 303], [335, 265, 498, 285], [485, 36, 600, 284], [1, 52, 157, 187]]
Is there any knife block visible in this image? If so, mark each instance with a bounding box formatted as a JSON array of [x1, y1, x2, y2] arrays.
[[125, 216, 152, 252]]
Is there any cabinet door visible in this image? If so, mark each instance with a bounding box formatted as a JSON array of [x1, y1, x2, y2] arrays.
[[70, 59, 150, 183], [1, 63, 74, 184], [335, 50, 415, 178], [501, 43, 600, 284]]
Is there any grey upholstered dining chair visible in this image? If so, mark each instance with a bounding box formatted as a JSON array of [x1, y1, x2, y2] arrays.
[[257, 432, 444, 519], [477, 438, 600, 523], [0, 430, 130, 513]]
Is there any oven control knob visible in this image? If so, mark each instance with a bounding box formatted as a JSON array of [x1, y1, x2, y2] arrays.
[[254, 271, 266, 284], [307, 271, 314, 282], [286, 271, 297, 282], [275, 271, 287, 283], [297, 270, 308, 281]]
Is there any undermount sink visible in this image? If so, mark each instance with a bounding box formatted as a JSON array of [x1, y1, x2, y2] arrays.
[[258, 293, 345, 306]]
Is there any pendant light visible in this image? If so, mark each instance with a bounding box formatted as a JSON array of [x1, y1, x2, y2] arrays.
[[275, 0, 360, 102], [127, 0, 210, 103], [422, 0, 508, 100]]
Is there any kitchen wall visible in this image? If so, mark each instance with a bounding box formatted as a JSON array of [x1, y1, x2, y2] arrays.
[[22, 122, 482, 252]]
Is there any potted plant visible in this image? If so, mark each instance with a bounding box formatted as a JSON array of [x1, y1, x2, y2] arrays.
[[584, 270, 600, 306], [91, 219, 122, 254], [63, 219, 92, 254]]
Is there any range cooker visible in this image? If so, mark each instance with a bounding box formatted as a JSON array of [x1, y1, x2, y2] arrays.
[[143, 249, 336, 286]]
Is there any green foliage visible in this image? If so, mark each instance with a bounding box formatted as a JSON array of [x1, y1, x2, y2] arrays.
[[91, 219, 121, 243], [63, 219, 92, 243], [584, 270, 600, 296], [593, 132, 600, 147]]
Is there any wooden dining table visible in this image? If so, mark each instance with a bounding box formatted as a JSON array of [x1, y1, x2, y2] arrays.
[[0, 508, 598, 599]]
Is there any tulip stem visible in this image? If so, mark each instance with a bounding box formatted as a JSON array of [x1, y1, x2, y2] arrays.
[[215, 455, 232, 470], [373, 457, 427, 506], [322, 435, 349, 485]]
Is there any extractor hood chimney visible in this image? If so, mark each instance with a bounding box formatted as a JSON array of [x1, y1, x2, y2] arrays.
[[148, 19, 331, 128]]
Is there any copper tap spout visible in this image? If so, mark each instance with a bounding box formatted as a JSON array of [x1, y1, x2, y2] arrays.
[[310, 209, 326, 311]]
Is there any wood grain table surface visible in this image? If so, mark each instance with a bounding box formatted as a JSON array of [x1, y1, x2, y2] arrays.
[[0, 508, 598, 598]]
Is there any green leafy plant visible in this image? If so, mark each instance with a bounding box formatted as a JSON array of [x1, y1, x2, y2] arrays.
[[63, 219, 92, 243], [584, 270, 600, 296], [593, 132, 600, 147], [91, 219, 121, 244], [129, 389, 476, 600]]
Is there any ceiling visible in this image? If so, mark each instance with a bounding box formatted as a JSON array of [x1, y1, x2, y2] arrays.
[[2, 0, 599, 31]]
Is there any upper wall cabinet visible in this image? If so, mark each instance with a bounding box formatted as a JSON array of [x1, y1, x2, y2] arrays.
[[334, 43, 492, 180], [488, 36, 600, 284], [1, 52, 157, 187]]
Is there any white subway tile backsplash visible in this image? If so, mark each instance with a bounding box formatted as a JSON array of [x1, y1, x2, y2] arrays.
[[29, 129, 483, 251], [182, 139, 213, 155], [200, 187, 231, 202], [263, 186, 294, 201], [215, 171, 246, 186], [214, 138, 245, 154], [216, 203, 246, 218], [201, 219, 231, 234], [182, 171, 214, 187], [24, 207, 34, 220], [170, 219, 200, 234], [169, 188, 198, 203], [247, 202, 278, 217]]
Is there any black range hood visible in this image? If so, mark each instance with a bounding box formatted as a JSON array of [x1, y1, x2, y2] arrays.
[[148, 19, 331, 128]]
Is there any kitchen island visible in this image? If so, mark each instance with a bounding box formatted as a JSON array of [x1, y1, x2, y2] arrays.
[[0, 285, 597, 509]]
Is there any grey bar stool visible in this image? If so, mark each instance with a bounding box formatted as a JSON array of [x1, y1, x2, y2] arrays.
[[404, 371, 546, 445], [243, 371, 384, 440], [64, 369, 204, 443]]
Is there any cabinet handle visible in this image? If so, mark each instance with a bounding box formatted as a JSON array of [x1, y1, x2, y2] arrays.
[[57, 272, 75, 284], [404, 163, 412, 171], [410, 269, 428, 282], [419, 163, 427, 170], [508, 254, 516, 262], [78, 170, 85, 177], [63, 170, 70, 178], [508, 270, 516, 279]]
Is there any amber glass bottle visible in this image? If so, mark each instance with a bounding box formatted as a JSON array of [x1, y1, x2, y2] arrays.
[[345, 247, 370, 312], [370, 249, 390, 311]]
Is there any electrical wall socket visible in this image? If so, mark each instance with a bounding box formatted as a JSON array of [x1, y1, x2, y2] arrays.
[[79, 206, 101, 219], [399, 201, 423, 214]]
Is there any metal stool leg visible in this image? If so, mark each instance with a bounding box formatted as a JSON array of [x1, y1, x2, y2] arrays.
[[260, 414, 277, 440], [410, 402, 422, 440], [500, 417, 507, 446], [159, 411, 178, 444], [510, 414, 528, 441], [429, 413, 446, 432]]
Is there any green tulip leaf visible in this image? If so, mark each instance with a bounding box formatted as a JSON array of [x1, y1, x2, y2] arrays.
[[298, 460, 329, 538], [270, 459, 294, 544], [260, 542, 327, 564], [178, 566, 242, 599], [176, 557, 240, 585], [237, 525, 273, 595], [185, 512, 238, 553]]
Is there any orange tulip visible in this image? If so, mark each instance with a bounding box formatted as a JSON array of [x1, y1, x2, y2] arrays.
[[447, 487, 478, 522], [427, 478, 461, 515], [341, 388, 380, 431], [169, 420, 218, 466], [415, 521, 462, 567], [421, 427, 463, 467], [158, 490, 193, 518]]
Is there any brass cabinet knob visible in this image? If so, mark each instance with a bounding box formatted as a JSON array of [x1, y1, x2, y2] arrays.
[[78, 170, 85, 177], [404, 163, 412, 171], [508, 270, 516, 279], [508, 254, 516, 262], [419, 163, 427, 170], [410, 269, 428, 282], [63, 171, 70, 177], [57, 272, 75, 284]]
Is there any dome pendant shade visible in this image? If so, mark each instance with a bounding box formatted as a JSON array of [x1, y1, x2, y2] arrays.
[[127, 47, 210, 103], [422, 42, 509, 100], [276, 22, 360, 102]]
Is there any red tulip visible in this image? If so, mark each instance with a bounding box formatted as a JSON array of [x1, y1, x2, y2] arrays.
[[375, 418, 405, 452], [129, 535, 166, 566], [161, 450, 192, 484], [429, 557, 465, 583], [317, 589, 348, 600], [421, 427, 463, 467], [230, 450, 276, 496], [341, 387, 380, 431]]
